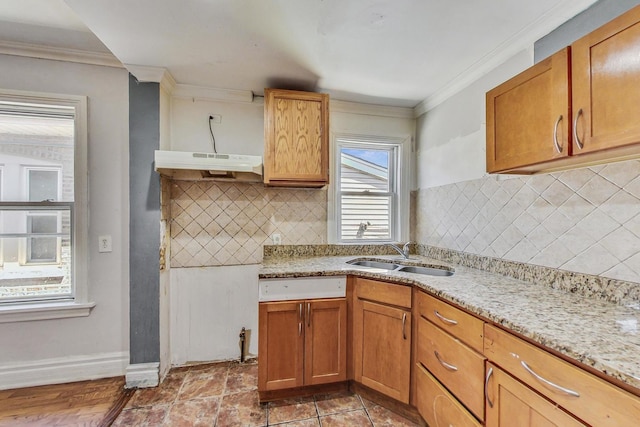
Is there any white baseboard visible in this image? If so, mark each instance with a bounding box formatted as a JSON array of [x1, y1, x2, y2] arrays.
[[0, 351, 129, 390], [125, 362, 159, 388]]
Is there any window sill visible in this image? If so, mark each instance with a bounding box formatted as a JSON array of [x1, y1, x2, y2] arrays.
[[0, 301, 96, 323]]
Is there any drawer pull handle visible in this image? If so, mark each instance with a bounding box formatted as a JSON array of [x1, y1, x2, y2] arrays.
[[485, 367, 494, 408], [402, 313, 407, 340], [521, 361, 580, 398], [573, 108, 584, 150], [298, 322, 301, 336], [307, 302, 311, 328], [553, 115, 563, 153], [434, 310, 458, 325], [434, 351, 458, 371]]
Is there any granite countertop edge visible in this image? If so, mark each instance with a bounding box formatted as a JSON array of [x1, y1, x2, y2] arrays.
[[259, 254, 640, 393]]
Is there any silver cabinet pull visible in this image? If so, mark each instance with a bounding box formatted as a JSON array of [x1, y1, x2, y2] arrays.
[[553, 115, 563, 153], [402, 313, 407, 340], [573, 108, 584, 149], [434, 350, 458, 371], [521, 361, 580, 398], [485, 367, 494, 408], [307, 302, 311, 328], [298, 321, 302, 336], [434, 310, 458, 325]]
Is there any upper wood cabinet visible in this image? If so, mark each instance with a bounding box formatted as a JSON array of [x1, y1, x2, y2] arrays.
[[263, 88, 329, 187], [486, 48, 570, 173], [487, 5, 640, 174]]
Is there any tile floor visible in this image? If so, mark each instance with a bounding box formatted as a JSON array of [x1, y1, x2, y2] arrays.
[[114, 360, 420, 426]]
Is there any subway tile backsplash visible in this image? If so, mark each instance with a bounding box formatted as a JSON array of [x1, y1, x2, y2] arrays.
[[415, 159, 640, 284], [169, 181, 327, 267]]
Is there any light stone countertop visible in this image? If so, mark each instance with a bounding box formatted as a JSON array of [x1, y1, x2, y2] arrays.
[[259, 254, 640, 393]]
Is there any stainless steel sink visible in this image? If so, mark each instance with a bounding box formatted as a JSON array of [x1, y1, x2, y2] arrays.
[[397, 265, 454, 276], [347, 259, 400, 270], [346, 258, 454, 276]]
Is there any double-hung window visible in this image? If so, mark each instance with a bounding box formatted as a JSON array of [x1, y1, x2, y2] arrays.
[[0, 90, 88, 312], [334, 136, 405, 243]]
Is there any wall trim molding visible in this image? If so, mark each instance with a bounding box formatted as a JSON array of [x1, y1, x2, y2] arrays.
[[413, 0, 598, 116], [0, 40, 123, 68], [0, 351, 128, 391], [125, 362, 160, 389], [330, 99, 414, 119]]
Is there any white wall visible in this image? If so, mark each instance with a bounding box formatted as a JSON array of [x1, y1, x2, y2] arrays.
[[0, 55, 130, 387], [415, 49, 533, 188]]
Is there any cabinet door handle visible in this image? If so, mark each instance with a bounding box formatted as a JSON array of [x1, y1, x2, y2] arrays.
[[307, 302, 311, 328], [521, 361, 580, 398], [434, 350, 458, 371], [573, 108, 584, 150], [485, 367, 494, 408], [553, 115, 563, 153], [434, 310, 458, 325], [402, 313, 407, 340], [298, 303, 303, 336]]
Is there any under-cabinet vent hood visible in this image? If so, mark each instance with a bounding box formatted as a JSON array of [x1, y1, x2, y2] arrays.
[[154, 150, 263, 181]]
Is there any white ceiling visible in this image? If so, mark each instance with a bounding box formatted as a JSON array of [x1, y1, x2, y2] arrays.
[[0, 0, 598, 108]]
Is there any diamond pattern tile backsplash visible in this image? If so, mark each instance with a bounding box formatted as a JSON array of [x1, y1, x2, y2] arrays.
[[170, 181, 327, 267], [415, 159, 640, 283]]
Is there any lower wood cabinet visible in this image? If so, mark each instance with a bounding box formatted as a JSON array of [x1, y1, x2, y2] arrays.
[[353, 278, 412, 403], [485, 363, 585, 426], [258, 298, 346, 392], [415, 362, 482, 427]]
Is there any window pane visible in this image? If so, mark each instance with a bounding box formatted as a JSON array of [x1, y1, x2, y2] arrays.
[[28, 215, 59, 262], [0, 109, 74, 202], [340, 194, 391, 240], [340, 148, 389, 193], [0, 208, 71, 303], [29, 170, 59, 201]]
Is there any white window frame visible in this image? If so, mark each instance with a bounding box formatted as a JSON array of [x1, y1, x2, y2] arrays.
[[0, 89, 93, 322], [329, 133, 411, 244]]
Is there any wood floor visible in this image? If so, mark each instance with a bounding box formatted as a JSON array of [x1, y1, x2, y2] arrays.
[[0, 376, 132, 427]]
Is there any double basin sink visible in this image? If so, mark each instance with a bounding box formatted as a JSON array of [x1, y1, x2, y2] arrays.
[[346, 258, 454, 277]]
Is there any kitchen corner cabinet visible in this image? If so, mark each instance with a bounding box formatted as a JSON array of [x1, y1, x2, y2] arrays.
[[258, 298, 346, 392], [487, 4, 640, 174], [353, 278, 412, 403], [263, 88, 329, 187]]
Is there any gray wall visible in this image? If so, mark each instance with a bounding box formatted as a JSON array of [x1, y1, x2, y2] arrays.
[[129, 74, 161, 364], [535, 0, 640, 61]]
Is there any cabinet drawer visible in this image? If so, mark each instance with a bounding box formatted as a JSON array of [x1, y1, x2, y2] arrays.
[[418, 317, 486, 420], [484, 324, 640, 426], [355, 278, 411, 308], [415, 363, 481, 427], [417, 291, 484, 352]]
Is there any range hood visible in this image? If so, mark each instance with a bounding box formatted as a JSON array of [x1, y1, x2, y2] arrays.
[[154, 150, 263, 181]]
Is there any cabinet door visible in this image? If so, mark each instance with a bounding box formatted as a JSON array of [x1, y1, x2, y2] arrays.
[[258, 301, 304, 391], [486, 48, 570, 173], [304, 298, 347, 385], [485, 364, 585, 427], [355, 299, 411, 403], [416, 363, 481, 427], [264, 89, 329, 186], [572, 5, 640, 154]]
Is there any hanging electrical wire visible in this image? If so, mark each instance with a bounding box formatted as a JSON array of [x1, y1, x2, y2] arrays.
[[208, 115, 218, 154]]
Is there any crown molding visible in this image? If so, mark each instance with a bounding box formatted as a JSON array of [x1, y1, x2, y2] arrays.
[[330, 99, 414, 119], [0, 40, 122, 68], [125, 64, 177, 93], [413, 0, 598, 117]]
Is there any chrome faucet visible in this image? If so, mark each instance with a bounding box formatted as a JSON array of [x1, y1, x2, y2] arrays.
[[386, 242, 412, 259]]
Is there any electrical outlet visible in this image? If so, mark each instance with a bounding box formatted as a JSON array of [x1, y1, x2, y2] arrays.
[[209, 114, 222, 124], [271, 233, 282, 245], [98, 235, 112, 253]]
